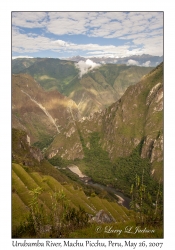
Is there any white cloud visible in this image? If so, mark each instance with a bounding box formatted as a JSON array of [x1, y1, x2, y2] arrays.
[[12, 12, 47, 28], [51, 40, 72, 47], [46, 17, 87, 35], [12, 28, 132, 57], [127, 59, 139, 66], [12, 56, 34, 60], [12, 12, 163, 39], [142, 61, 151, 67], [75, 59, 101, 77], [12, 28, 53, 53], [12, 11, 163, 57], [13, 26, 162, 58]]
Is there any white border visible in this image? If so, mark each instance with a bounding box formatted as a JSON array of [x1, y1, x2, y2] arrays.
[[1, 1, 174, 249]]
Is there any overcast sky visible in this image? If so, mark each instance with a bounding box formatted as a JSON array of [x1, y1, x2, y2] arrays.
[[12, 11, 163, 59]]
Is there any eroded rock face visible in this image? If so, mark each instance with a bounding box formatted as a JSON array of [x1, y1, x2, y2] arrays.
[[12, 128, 44, 166], [61, 143, 84, 160], [150, 135, 163, 163], [146, 83, 162, 106], [141, 134, 163, 163], [141, 136, 154, 159], [146, 82, 163, 113], [90, 210, 115, 223], [29, 147, 44, 163], [64, 126, 76, 138]]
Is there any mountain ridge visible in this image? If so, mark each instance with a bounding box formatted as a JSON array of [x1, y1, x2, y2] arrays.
[[12, 58, 154, 117], [64, 54, 163, 67]]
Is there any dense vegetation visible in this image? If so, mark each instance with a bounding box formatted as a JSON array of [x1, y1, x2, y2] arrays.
[[112, 143, 160, 196], [80, 132, 114, 184], [33, 135, 55, 152], [73, 132, 163, 221], [48, 130, 163, 223]]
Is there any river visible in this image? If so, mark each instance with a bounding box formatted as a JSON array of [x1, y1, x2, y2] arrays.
[[85, 181, 131, 209], [67, 165, 131, 209]]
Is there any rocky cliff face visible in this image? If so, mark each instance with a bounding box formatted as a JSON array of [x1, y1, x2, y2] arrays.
[[12, 128, 44, 166], [46, 63, 163, 179], [46, 120, 84, 160]]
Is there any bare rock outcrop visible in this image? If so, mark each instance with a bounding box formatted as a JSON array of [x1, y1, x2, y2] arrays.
[[90, 210, 115, 223]]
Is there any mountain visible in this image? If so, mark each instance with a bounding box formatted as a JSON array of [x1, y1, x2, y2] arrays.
[[12, 128, 162, 238], [12, 58, 45, 74], [12, 58, 154, 117], [12, 127, 135, 238], [12, 58, 79, 92], [65, 54, 163, 67], [12, 63, 163, 238], [46, 62, 163, 182], [12, 73, 79, 145]]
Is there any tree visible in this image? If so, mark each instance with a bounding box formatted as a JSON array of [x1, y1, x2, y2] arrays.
[[130, 171, 163, 226]]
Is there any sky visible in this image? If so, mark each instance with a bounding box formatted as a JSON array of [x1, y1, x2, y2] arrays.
[[12, 11, 163, 59]]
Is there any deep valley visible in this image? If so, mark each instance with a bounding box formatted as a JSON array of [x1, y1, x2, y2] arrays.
[[12, 58, 163, 238]]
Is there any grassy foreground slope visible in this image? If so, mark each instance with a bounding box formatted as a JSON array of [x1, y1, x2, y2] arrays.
[[12, 163, 163, 238], [12, 163, 134, 237], [12, 124, 163, 238]]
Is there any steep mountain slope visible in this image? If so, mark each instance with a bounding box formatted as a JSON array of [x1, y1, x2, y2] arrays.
[[12, 61, 163, 238], [46, 63, 163, 181], [12, 73, 79, 145], [12, 58, 153, 117], [12, 128, 134, 238]]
